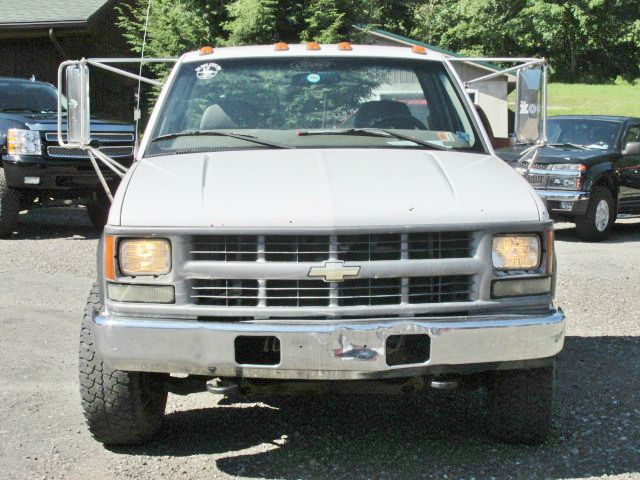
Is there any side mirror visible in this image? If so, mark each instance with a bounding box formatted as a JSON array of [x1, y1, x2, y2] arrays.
[[622, 141, 640, 156], [64, 64, 90, 146], [515, 65, 544, 145]]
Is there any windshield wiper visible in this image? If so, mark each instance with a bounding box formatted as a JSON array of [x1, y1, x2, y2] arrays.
[[151, 130, 292, 149], [549, 143, 588, 150], [296, 128, 449, 151]]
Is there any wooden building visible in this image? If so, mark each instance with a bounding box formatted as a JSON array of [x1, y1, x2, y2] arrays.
[[0, 0, 135, 120]]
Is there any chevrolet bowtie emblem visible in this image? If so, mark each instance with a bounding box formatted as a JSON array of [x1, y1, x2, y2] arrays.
[[308, 260, 361, 283]]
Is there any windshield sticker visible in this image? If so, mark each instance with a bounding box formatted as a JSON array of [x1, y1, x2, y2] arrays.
[[456, 131, 470, 143], [437, 131, 455, 142], [195, 63, 221, 80], [306, 73, 321, 83]]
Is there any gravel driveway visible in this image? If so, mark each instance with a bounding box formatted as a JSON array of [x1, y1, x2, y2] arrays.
[[1, 207, 639, 479]]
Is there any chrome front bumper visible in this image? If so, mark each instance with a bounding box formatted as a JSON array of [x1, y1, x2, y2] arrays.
[[537, 190, 590, 203], [93, 309, 566, 380], [536, 190, 590, 215]]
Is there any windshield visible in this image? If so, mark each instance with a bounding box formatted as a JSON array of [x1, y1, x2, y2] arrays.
[[0, 80, 66, 113], [548, 118, 620, 150], [146, 57, 484, 156]]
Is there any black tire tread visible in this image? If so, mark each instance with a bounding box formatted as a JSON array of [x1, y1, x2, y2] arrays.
[[0, 169, 21, 238], [79, 284, 167, 445], [86, 198, 110, 229], [575, 186, 614, 241], [487, 364, 554, 444]]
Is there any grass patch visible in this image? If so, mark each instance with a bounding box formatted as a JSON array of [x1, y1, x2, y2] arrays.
[[547, 81, 640, 117]]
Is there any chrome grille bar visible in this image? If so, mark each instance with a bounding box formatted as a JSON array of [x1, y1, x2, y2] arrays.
[[189, 232, 473, 262], [191, 276, 473, 308]]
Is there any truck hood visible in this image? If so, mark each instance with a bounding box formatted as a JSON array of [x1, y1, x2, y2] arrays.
[[115, 149, 544, 228], [497, 145, 614, 166], [0, 111, 132, 132]]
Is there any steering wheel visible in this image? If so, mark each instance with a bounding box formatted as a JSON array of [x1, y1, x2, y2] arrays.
[[370, 114, 427, 130]]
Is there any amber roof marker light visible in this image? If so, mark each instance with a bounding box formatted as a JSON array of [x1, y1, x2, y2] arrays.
[[199, 46, 214, 55], [306, 42, 321, 51], [411, 45, 427, 55], [274, 42, 289, 51], [337, 42, 353, 51]]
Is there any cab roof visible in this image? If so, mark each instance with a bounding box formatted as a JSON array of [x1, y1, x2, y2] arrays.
[[550, 115, 640, 123], [181, 44, 446, 64], [0, 76, 53, 87]]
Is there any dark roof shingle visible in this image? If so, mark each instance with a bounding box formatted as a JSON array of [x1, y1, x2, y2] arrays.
[[0, 0, 111, 26]]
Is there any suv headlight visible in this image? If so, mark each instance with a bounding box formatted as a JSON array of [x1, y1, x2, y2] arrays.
[[7, 128, 42, 155], [119, 238, 171, 276], [492, 235, 540, 270], [547, 163, 585, 190]]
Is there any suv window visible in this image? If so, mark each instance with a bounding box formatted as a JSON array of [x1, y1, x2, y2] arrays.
[[623, 125, 640, 144], [147, 57, 484, 156], [547, 118, 620, 150], [0, 81, 63, 113]]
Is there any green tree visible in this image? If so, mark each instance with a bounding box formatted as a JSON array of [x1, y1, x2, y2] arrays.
[[224, 0, 279, 45]]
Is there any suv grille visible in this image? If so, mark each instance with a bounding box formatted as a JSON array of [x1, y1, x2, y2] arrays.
[[518, 161, 550, 170], [44, 132, 134, 161], [189, 232, 473, 262], [191, 276, 473, 307], [47, 146, 134, 159], [45, 133, 135, 143]]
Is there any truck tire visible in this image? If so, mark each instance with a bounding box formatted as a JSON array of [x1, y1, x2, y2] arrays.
[[487, 363, 554, 444], [79, 284, 168, 445], [86, 198, 111, 229], [0, 169, 21, 238], [575, 186, 615, 241]]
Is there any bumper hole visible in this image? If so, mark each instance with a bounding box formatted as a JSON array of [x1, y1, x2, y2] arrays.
[[386, 334, 430, 366], [235, 336, 280, 365]]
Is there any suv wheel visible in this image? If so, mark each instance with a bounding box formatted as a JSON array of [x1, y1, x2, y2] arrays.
[[575, 186, 615, 241], [79, 284, 168, 445], [487, 363, 554, 444], [86, 200, 111, 229], [0, 169, 21, 238]]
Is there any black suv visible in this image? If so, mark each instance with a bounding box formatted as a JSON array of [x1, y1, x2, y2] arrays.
[[0, 77, 134, 237], [497, 115, 640, 241]]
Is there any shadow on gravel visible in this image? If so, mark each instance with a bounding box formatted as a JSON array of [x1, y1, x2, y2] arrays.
[[555, 219, 640, 244], [113, 336, 640, 479], [5, 206, 101, 240]]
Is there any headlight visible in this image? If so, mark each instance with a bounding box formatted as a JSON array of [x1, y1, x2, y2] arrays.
[[492, 235, 540, 270], [7, 128, 42, 155], [119, 238, 171, 276], [546, 163, 585, 190], [548, 176, 581, 189]]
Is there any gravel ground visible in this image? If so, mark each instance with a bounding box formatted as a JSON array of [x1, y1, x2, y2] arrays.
[[1, 206, 639, 480]]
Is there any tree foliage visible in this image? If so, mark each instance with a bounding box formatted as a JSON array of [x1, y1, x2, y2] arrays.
[[117, 0, 640, 83]]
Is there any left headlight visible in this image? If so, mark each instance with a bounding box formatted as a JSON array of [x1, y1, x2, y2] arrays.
[[119, 238, 171, 276], [547, 163, 585, 190], [492, 235, 540, 270], [7, 128, 42, 155]]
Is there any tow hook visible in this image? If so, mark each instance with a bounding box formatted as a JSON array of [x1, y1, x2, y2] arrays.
[[206, 378, 240, 395], [429, 377, 460, 390]]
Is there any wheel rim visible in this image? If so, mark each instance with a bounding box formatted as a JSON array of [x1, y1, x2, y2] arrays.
[[595, 199, 610, 232]]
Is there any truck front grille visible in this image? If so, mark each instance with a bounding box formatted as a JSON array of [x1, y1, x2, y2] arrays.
[[45, 133, 135, 143], [524, 174, 547, 187], [44, 132, 134, 161], [189, 232, 473, 262], [47, 146, 134, 159], [191, 275, 473, 308]]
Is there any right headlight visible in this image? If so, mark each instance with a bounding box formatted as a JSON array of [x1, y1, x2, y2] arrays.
[[492, 235, 540, 270], [119, 238, 171, 276], [7, 128, 42, 155]]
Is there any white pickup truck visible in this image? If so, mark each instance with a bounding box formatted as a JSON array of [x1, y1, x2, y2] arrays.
[[62, 43, 565, 446]]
